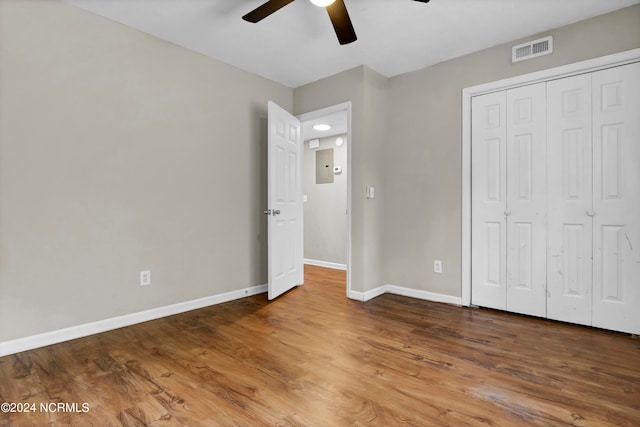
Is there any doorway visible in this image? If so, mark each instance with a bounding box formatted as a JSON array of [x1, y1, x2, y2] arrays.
[[298, 102, 352, 297]]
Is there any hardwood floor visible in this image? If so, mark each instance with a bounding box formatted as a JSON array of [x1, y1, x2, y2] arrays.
[[1, 265, 639, 426]]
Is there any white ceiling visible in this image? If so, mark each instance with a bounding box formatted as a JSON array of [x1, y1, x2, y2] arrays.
[[65, 0, 640, 88]]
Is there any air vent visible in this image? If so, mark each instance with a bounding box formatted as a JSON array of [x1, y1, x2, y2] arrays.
[[512, 36, 553, 63]]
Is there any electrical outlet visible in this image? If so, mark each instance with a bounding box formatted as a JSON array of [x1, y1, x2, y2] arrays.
[[434, 260, 443, 274], [140, 270, 151, 286]]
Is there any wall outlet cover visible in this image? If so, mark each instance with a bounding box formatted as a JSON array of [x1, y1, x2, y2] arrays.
[[140, 270, 151, 286], [434, 260, 443, 274]]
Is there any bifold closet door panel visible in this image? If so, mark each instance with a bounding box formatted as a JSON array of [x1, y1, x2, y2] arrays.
[[505, 83, 547, 317], [472, 91, 507, 310], [592, 62, 640, 335], [546, 73, 593, 326]]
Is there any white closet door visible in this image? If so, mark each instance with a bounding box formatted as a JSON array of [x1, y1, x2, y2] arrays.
[[592, 62, 640, 335], [505, 83, 547, 317], [472, 91, 507, 310], [546, 74, 593, 326]]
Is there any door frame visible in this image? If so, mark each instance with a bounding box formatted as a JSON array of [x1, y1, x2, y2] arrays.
[[297, 101, 352, 297], [461, 48, 640, 307]]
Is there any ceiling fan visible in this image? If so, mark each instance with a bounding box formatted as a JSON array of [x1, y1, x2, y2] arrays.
[[243, 0, 431, 45]]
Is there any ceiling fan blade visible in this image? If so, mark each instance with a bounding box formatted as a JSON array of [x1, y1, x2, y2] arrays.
[[243, 0, 296, 23], [326, 0, 357, 45]]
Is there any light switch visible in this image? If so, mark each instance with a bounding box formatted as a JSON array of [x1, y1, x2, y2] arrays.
[[366, 186, 375, 199], [303, 195, 308, 203]]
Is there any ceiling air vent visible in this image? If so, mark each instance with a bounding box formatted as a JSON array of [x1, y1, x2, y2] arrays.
[[512, 36, 553, 63]]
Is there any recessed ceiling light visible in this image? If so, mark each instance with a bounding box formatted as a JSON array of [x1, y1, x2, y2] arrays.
[[313, 124, 332, 131], [309, 0, 336, 7]]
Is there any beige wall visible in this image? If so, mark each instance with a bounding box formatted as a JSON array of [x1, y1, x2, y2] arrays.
[[361, 68, 390, 291], [0, 0, 292, 342], [294, 66, 389, 293], [382, 5, 640, 297]]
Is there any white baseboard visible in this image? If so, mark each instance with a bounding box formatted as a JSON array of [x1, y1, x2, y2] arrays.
[[348, 286, 386, 302], [304, 258, 347, 271], [348, 284, 462, 305], [0, 283, 267, 358], [385, 285, 462, 305], [1, 282, 460, 357]]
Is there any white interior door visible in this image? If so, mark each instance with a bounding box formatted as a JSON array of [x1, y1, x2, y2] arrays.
[[471, 91, 507, 310], [546, 73, 593, 326], [591, 62, 640, 334], [505, 83, 547, 317], [267, 101, 303, 300]]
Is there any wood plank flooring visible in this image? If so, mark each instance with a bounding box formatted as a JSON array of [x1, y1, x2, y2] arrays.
[[1, 265, 639, 426]]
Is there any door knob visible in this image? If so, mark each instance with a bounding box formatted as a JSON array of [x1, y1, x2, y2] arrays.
[[586, 210, 595, 217], [273, 209, 281, 216], [504, 210, 512, 216]]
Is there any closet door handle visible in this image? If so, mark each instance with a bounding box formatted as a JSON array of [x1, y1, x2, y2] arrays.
[[504, 210, 512, 217], [586, 210, 595, 217]]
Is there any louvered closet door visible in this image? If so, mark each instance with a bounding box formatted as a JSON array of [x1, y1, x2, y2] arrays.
[[505, 83, 547, 317], [472, 91, 507, 310], [591, 62, 640, 335], [546, 74, 593, 326]]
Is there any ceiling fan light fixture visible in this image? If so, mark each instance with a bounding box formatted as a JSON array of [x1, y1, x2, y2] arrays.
[[313, 124, 332, 131], [309, 0, 336, 7]]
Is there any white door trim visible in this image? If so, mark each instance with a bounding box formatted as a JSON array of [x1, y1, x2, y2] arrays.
[[297, 102, 352, 297], [461, 48, 640, 307]]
